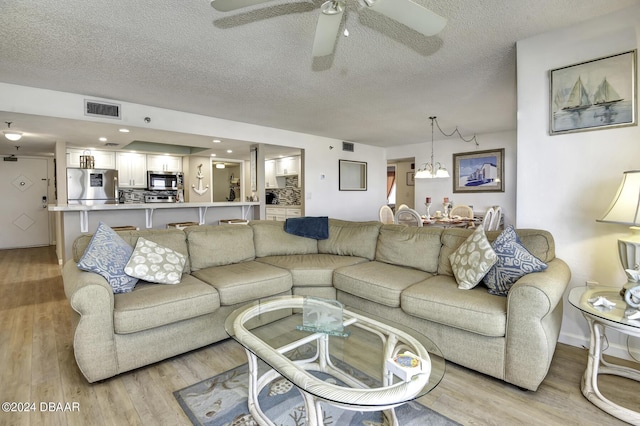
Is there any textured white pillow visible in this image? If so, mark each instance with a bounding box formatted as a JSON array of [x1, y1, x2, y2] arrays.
[[449, 225, 498, 290], [124, 237, 186, 284]]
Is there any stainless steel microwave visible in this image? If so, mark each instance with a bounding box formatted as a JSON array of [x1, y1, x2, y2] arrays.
[[147, 171, 183, 190]]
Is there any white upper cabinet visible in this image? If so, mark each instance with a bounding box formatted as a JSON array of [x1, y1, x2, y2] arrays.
[[265, 159, 278, 188], [117, 152, 147, 188], [66, 149, 116, 169], [147, 154, 182, 172], [275, 156, 300, 176]]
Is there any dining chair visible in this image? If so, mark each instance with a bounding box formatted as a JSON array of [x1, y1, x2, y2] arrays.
[[449, 204, 474, 219], [482, 207, 495, 230], [395, 208, 423, 227], [489, 206, 502, 231], [397, 204, 409, 212], [379, 205, 395, 224]]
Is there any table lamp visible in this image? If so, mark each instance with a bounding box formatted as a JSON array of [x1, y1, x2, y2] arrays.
[[597, 170, 640, 291]]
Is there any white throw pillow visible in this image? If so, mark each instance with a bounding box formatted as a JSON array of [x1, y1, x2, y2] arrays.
[[124, 237, 186, 285], [449, 225, 498, 290]]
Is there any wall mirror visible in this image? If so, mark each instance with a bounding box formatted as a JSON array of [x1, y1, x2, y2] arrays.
[[212, 159, 244, 202], [339, 160, 367, 191]]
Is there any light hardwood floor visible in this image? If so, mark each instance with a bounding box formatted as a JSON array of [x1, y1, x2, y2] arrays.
[[1, 246, 638, 426]]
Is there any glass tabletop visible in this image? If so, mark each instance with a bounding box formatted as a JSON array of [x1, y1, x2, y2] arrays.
[[225, 296, 445, 406], [568, 286, 640, 329]]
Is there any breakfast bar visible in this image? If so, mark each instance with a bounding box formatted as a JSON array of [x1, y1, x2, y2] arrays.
[[49, 201, 260, 264]]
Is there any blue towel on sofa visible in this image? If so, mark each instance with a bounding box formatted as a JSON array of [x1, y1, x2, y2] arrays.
[[284, 216, 329, 240]]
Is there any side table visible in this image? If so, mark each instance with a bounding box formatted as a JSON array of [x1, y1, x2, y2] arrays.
[[568, 286, 640, 424]]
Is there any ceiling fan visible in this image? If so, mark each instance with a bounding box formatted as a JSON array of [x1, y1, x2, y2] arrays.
[[210, 0, 447, 57]]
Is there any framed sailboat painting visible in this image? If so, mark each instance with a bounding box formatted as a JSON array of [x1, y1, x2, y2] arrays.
[[550, 50, 636, 134]]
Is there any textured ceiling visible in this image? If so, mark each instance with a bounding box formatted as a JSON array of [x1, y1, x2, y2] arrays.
[[0, 0, 638, 156]]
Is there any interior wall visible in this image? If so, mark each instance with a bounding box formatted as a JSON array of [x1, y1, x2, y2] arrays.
[[516, 5, 640, 359], [386, 130, 517, 223], [0, 84, 387, 222]]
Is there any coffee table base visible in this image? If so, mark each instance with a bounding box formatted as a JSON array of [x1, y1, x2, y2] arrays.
[[582, 316, 640, 424], [244, 326, 410, 426]]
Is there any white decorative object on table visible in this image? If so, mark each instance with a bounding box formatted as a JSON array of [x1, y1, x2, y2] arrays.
[[587, 296, 616, 309]]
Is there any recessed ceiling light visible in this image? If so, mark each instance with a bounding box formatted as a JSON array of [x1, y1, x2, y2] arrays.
[[99, 137, 107, 142], [213, 139, 221, 143], [119, 128, 130, 133], [226, 149, 233, 153], [211, 153, 217, 157]]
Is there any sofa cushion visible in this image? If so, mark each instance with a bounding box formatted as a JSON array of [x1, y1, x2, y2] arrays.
[[77, 222, 138, 293], [185, 225, 255, 270], [124, 237, 187, 284], [257, 254, 369, 286], [483, 226, 548, 296], [73, 228, 192, 274], [401, 275, 507, 337], [317, 219, 381, 260], [375, 225, 443, 273], [334, 261, 431, 308], [113, 274, 220, 334], [250, 220, 319, 257], [449, 225, 498, 290], [191, 260, 293, 305]]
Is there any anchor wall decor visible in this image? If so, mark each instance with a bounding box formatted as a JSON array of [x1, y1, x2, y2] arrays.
[[191, 164, 209, 195]]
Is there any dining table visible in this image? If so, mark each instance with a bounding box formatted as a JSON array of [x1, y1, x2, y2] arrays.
[[421, 216, 480, 228]]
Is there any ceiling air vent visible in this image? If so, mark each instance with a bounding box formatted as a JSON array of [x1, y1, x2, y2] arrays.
[[342, 141, 354, 152], [84, 100, 121, 119]]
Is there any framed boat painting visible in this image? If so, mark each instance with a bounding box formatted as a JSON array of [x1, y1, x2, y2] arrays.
[[550, 50, 636, 135], [453, 149, 504, 193]]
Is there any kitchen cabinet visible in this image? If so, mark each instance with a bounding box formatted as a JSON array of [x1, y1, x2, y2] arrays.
[[265, 206, 301, 221], [66, 149, 116, 169], [265, 159, 278, 188], [117, 152, 147, 188], [266, 207, 285, 222], [147, 154, 182, 172], [275, 156, 300, 176]]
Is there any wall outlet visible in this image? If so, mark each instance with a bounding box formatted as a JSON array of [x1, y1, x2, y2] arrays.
[[586, 280, 598, 287]]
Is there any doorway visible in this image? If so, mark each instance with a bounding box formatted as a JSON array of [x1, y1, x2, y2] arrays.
[[387, 158, 415, 211], [0, 157, 50, 249]]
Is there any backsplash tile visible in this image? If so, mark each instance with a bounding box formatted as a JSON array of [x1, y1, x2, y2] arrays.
[[268, 176, 301, 205]]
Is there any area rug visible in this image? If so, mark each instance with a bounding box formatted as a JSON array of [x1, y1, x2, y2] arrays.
[[174, 357, 460, 426]]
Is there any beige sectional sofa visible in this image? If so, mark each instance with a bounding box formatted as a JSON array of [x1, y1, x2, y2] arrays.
[[62, 219, 570, 391]]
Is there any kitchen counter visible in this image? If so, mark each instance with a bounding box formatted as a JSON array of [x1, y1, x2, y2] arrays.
[[50, 201, 260, 264]]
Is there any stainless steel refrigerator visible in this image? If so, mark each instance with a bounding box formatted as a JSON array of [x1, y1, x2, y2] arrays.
[[67, 168, 119, 205]]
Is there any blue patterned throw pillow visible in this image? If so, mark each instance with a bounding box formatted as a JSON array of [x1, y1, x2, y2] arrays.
[[77, 222, 138, 293], [482, 225, 547, 296]]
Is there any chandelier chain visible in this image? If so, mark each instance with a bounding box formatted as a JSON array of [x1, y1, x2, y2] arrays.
[[431, 116, 479, 147]]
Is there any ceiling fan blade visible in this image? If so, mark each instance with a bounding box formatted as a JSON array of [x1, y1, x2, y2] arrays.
[[210, 0, 276, 12], [367, 0, 446, 36], [312, 4, 345, 57]]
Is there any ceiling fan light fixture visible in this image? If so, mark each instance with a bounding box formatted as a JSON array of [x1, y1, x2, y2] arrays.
[[321, 0, 345, 15]]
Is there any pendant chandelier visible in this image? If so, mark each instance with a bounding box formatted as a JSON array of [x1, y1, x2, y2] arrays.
[[415, 116, 478, 179]]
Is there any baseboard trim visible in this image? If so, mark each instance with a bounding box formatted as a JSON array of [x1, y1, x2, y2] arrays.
[[560, 331, 639, 361]]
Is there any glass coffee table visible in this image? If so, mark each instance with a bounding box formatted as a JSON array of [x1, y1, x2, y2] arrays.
[[568, 286, 640, 424], [225, 295, 445, 426]]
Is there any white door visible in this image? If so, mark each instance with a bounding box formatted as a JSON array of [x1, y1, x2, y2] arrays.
[[0, 158, 50, 249]]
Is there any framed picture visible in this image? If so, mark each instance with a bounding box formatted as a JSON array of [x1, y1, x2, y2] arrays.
[[339, 160, 367, 191], [453, 148, 504, 193], [406, 171, 415, 186], [550, 50, 637, 134]]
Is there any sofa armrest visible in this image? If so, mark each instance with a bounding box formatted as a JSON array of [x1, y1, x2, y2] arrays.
[[504, 258, 571, 390], [62, 260, 118, 382]]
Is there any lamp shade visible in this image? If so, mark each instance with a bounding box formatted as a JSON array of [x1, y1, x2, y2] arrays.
[[597, 170, 640, 226]]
